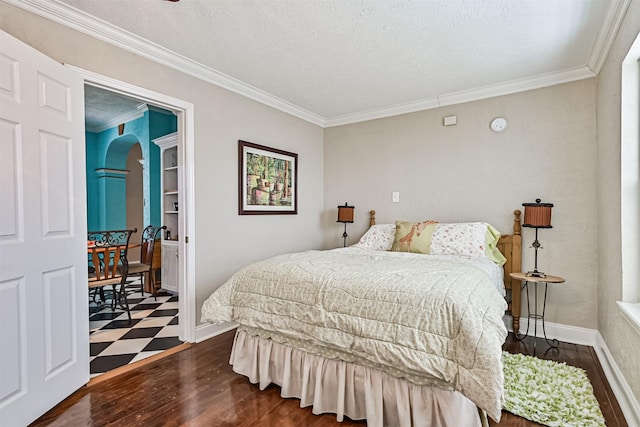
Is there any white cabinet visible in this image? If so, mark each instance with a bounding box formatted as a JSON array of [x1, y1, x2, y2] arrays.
[[161, 240, 179, 293], [153, 132, 179, 294]]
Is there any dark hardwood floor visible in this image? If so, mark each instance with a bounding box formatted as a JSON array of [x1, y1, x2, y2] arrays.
[[31, 331, 627, 427]]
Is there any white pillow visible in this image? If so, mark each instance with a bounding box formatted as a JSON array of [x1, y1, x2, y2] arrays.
[[352, 224, 396, 251], [429, 222, 489, 258]]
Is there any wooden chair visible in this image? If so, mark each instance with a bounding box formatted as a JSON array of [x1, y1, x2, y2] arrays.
[[87, 229, 137, 320], [128, 225, 166, 300]]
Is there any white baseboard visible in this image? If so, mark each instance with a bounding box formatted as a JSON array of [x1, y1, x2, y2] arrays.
[[503, 315, 640, 425], [503, 314, 596, 346], [195, 321, 238, 343], [594, 332, 640, 427]]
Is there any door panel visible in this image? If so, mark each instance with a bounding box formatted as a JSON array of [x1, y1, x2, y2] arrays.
[[43, 267, 75, 377], [0, 277, 27, 403], [0, 30, 88, 426], [40, 131, 73, 236], [0, 118, 22, 241]]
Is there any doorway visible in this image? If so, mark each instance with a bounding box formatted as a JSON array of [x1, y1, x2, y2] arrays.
[[72, 65, 196, 360], [85, 89, 185, 376]]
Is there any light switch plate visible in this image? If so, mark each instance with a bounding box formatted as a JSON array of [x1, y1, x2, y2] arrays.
[[392, 192, 400, 203]]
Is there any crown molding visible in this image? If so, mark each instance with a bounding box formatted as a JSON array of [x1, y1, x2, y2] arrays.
[[587, 0, 632, 74], [5, 0, 619, 129], [86, 103, 148, 133], [152, 131, 178, 149], [324, 97, 440, 127], [6, 0, 325, 127], [438, 65, 595, 107], [325, 66, 595, 128]]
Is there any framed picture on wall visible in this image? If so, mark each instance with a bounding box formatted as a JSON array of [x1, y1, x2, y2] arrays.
[[238, 140, 298, 215]]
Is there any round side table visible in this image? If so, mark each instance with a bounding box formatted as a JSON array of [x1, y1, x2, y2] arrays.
[[509, 272, 565, 354]]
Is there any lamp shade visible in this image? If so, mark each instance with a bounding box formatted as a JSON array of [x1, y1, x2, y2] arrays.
[[337, 203, 354, 223], [522, 199, 553, 228]]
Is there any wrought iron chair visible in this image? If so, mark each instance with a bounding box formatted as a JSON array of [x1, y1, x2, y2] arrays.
[[127, 225, 166, 300], [87, 228, 137, 320]]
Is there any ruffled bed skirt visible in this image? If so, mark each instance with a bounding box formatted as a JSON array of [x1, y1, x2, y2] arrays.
[[230, 330, 486, 427]]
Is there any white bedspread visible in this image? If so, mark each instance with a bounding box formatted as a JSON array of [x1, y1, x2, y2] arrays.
[[201, 247, 508, 421]]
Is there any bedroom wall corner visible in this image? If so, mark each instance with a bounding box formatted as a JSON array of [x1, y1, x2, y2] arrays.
[[595, 0, 640, 409]]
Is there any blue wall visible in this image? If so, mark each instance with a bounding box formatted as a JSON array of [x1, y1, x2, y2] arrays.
[[86, 110, 177, 231]]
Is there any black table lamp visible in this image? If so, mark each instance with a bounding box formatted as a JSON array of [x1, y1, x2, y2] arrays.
[[522, 198, 554, 278], [337, 202, 355, 247]]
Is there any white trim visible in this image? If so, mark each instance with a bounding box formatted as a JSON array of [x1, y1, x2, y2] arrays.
[[67, 64, 197, 343], [586, 0, 633, 74], [502, 314, 596, 346], [325, 66, 594, 127], [86, 104, 148, 133], [152, 132, 178, 149], [95, 168, 128, 176], [594, 332, 640, 427], [180, 101, 196, 343], [195, 322, 238, 343], [5, 0, 624, 128], [437, 66, 594, 108], [5, 0, 324, 127], [621, 32, 640, 303], [617, 301, 640, 336], [324, 97, 440, 128]]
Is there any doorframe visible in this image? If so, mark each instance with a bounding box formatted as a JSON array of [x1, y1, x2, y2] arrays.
[[69, 65, 196, 342]]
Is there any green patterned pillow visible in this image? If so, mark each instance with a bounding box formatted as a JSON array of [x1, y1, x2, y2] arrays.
[[390, 220, 438, 253]]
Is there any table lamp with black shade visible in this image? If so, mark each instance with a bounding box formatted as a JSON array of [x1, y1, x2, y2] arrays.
[[337, 202, 355, 247], [522, 198, 554, 278]]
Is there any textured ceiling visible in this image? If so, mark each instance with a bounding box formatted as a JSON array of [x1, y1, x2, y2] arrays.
[[52, 0, 618, 126], [84, 85, 144, 132]]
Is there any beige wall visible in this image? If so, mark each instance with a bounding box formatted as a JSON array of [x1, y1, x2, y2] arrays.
[[324, 80, 599, 329], [596, 0, 640, 404], [0, 3, 325, 322], [126, 143, 144, 262]]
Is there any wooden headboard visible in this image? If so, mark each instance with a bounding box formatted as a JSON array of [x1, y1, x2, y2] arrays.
[[368, 209, 523, 334]]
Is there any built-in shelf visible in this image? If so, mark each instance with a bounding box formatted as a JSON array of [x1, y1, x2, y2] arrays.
[[153, 132, 179, 294]]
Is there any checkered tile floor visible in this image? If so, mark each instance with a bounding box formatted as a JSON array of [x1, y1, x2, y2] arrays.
[[89, 280, 182, 378]]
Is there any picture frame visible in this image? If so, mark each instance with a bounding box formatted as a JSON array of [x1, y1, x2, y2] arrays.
[[238, 140, 298, 215]]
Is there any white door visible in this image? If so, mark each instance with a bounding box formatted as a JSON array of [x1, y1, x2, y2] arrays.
[[0, 30, 88, 426]]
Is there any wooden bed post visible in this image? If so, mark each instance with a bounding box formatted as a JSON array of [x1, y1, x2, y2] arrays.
[[369, 210, 376, 227], [495, 210, 523, 335], [506, 210, 522, 334]]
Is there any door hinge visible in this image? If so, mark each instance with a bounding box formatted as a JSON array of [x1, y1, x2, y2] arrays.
[[185, 236, 189, 244]]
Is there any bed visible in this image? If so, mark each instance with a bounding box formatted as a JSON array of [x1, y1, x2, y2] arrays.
[[201, 210, 522, 426]]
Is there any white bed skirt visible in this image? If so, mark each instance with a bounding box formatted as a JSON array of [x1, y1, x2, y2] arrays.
[[230, 330, 485, 427]]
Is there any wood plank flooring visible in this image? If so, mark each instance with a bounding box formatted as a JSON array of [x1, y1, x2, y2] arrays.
[[31, 331, 627, 426]]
